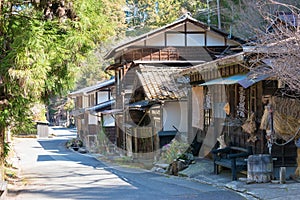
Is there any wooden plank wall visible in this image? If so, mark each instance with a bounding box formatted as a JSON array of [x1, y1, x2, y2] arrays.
[[123, 47, 179, 61], [121, 47, 226, 62], [103, 127, 117, 144], [188, 64, 277, 158]]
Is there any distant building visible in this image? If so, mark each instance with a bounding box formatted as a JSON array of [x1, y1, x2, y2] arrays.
[[69, 79, 115, 152]]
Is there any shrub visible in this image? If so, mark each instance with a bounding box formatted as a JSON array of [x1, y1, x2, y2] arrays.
[[160, 139, 190, 164], [66, 138, 83, 148]]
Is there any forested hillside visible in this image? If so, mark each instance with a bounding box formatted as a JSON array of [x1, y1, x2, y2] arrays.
[[125, 0, 300, 39], [75, 0, 300, 90]]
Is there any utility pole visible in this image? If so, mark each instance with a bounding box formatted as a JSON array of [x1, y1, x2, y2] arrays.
[[206, 0, 211, 26], [217, 0, 221, 29]]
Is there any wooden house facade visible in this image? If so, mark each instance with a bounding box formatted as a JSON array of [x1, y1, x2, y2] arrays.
[[69, 79, 115, 152], [124, 65, 190, 158], [104, 13, 244, 158], [179, 52, 298, 168]]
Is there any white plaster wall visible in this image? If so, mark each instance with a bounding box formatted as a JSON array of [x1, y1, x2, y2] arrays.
[[97, 91, 109, 104], [170, 24, 184, 32], [162, 101, 188, 132], [83, 96, 89, 107], [88, 114, 98, 125], [207, 33, 225, 46], [166, 33, 185, 46], [187, 34, 205, 46], [145, 34, 165, 46], [134, 41, 144, 46], [103, 114, 115, 127], [187, 22, 205, 32]]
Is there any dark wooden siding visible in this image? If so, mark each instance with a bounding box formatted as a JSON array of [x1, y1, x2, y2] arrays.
[[121, 47, 219, 62], [76, 96, 82, 108], [271, 141, 297, 167], [103, 126, 117, 144], [188, 64, 298, 166]]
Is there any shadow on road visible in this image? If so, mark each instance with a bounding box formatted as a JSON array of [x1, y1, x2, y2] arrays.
[[7, 128, 246, 200]]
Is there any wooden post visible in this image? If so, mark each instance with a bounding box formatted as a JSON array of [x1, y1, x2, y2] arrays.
[[280, 167, 286, 184], [126, 131, 132, 157], [295, 148, 300, 177], [134, 128, 138, 153], [187, 86, 193, 144]]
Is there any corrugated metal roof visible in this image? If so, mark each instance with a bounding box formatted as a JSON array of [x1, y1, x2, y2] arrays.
[[200, 70, 272, 88], [136, 65, 189, 100], [71, 100, 115, 116], [129, 100, 160, 110], [101, 109, 123, 115], [158, 130, 177, 136], [69, 79, 114, 97], [200, 74, 247, 86], [86, 99, 115, 112]]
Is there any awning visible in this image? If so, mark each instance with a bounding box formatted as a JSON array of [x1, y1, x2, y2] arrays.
[[101, 109, 123, 115], [238, 73, 271, 88], [69, 78, 114, 97], [129, 100, 160, 110], [158, 130, 178, 137], [200, 71, 272, 88], [86, 99, 115, 113], [200, 74, 247, 86]]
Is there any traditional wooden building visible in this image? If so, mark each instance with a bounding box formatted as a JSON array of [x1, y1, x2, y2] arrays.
[[178, 51, 299, 169], [104, 13, 244, 157], [68, 79, 115, 152], [124, 65, 190, 158]]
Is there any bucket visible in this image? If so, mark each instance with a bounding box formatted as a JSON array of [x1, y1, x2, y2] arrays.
[[247, 154, 273, 183]]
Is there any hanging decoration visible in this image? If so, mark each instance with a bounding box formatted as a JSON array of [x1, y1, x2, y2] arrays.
[[242, 112, 258, 143], [261, 97, 300, 141], [204, 91, 211, 110], [237, 87, 246, 118], [260, 103, 277, 154], [192, 87, 204, 130], [260, 96, 300, 176], [223, 102, 230, 115]]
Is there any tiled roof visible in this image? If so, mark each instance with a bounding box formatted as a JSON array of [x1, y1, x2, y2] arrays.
[[136, 65, 189, 100]]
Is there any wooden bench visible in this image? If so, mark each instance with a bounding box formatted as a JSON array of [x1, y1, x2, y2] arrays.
[[211, 146, 253, 180]]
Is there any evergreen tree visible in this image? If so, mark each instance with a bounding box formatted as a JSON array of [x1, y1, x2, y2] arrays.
[[125, 0, 206, 35], [0, 0, 125, 180]]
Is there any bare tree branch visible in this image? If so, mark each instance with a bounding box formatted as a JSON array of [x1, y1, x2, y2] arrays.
[[247, 1, 300, 94]]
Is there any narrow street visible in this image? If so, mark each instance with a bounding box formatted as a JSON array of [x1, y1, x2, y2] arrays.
[[7, 127, 246, 200]]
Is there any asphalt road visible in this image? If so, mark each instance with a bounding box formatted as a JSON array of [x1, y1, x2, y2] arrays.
[[7, 127, 247, 200]]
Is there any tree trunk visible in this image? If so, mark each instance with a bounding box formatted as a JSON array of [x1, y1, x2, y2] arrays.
[[0, 125, 5, 181], [0, 0, 3, 31], [0, 21, 5, 180]]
